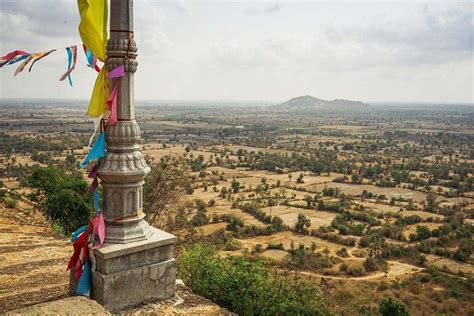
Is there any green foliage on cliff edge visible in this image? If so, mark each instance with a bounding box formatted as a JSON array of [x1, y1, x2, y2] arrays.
[[29, 166, 90, 234], [178, 244, 330, 316]]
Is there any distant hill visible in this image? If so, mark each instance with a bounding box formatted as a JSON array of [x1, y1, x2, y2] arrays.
[[269, 95, 370, 112]]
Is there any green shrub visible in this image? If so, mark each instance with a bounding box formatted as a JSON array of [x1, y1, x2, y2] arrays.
[[267, 243, 284, 250], [379, 298, 410, 316], [4, 196, 18, 208], [44, 189, 90, 234], [346, 263, 366, 276], [29, 167, 90, 235], [336, 247, 349, 257], [51, 222, 65, 236], [178, 244, 329, 315]]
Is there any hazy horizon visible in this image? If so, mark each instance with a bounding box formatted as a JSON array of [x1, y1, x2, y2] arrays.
[[1, 97, 473, 108]]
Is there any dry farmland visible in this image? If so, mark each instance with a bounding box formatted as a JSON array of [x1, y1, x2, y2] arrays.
[[1, 101, 473, 315]]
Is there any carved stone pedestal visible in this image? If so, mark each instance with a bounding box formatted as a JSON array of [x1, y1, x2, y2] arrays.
[[91, 228, 177, 312], [89, 0, 178, 312]]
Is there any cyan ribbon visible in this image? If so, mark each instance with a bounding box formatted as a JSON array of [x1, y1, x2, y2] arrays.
[[6, 54, 30, 66], [80, 132, 106, 168], [76, 259, 91, 296], [84, 46, 94, 67], [71, 225, 88, 242], [93, 190, 101, 213], [66, 47, 73, 86]]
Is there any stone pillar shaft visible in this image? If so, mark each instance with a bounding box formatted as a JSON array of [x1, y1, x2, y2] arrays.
[[99, 0, 151, 244]]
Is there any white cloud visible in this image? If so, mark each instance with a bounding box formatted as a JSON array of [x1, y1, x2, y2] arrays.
[[0, 0, 472, 103], [245, 2, 281, 14]]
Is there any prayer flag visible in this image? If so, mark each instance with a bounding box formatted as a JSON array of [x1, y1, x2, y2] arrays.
[[80, 132, 106, 168]]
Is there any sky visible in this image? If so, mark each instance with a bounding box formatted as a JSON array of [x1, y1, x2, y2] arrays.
[[0, 0, 472, 103]]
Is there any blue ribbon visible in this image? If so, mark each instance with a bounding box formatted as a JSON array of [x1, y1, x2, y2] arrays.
[[71, 225, 88, 242], [93, 190, 101, 213], [80, 132, 106, 168], [7, 54, 30, 65], [84, 47, 95, 68], [66, 47, 73, 86], [76, 259, 91, 296]]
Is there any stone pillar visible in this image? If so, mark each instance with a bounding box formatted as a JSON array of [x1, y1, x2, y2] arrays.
[[91, 0, 177, 311]]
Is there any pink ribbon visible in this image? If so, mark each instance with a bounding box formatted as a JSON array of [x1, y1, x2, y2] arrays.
[[1, 50, 29, 62], [108, 65, 124, 78], [91, 213, 105, 249], [106, 83, 119, 125]]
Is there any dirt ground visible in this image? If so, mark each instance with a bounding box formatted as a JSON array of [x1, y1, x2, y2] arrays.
[[0, 201, 71, 314]]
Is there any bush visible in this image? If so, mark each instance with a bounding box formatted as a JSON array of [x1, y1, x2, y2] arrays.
[[267, 243, 284, 250], [43, 189, 90, 234], [51, 222, 65, 236], [379, 298, 410, 316], [4, 196, 18, 208], [346, 263, 366, 276], [178, 244, 329, 315], [363, 257, 380, 272], [336, 247, 349, 258]]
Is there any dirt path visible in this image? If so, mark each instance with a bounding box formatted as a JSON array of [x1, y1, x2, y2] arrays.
[[297, 260, 423, 281], [0, 201, 71, 313]]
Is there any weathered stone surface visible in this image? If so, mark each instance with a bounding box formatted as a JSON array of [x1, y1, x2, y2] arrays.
[[8, 285, 234, 316], [95, 228, 176, 274], [6, 297, 111, 315], [91, 227, 177, 312]]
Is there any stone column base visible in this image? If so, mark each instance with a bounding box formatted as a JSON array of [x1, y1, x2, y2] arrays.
[[91, 227, 177, 312]]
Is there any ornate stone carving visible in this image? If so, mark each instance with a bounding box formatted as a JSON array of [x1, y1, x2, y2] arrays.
[[106, 120, 142, 145], [106, 57, 138, 73], [107, 38, 137, 55], [99, 151, 149, 175], [106, 38, 138, 73]]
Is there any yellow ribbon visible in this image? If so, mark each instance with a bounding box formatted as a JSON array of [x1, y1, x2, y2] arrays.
[[77, 0, 109, 117]]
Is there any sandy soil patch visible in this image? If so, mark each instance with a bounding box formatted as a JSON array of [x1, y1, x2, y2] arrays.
[[431, 258, 474, 276], [260, 249, 289, 262], [307, 183, 430, 202], [399, 210, 444, 220]]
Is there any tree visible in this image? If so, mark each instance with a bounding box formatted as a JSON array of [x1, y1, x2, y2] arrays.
[[379, 298, 409, 316], [351, 173, 361, 184], [271, 216, 284, 231], [267, 198, 277, 207], [296, 173, 304, 183], [44, 189, 89, 234], [311, 161, 325, 175], [220, 187, 229, 199], [231, 179, 241, 193], [29, 167, 89, 234], [191, 209, 209, 226], [143, 161, 190, 226], [295, 213, 311, 234], [255, 184, 266, 199], [426, 191, 437, 211], [415, 225, 431, 240], [368, 236, 385, 258], [304, 195, 313, 208]]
